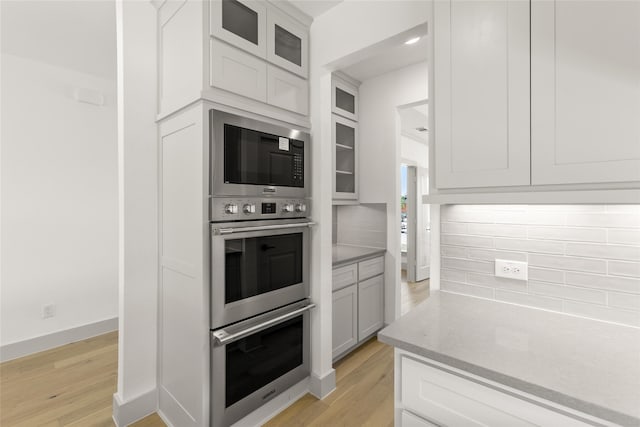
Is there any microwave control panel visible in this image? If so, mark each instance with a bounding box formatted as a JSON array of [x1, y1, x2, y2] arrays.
[[210, 197, 310, 222]]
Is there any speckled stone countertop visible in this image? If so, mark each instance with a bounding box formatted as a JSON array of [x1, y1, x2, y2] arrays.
[[332, 244, 385, 267], [378, 291, 640, 426]]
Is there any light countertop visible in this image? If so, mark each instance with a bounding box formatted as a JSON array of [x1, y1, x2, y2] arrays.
[[378, 291, 640, 426], [332, 244, 385, 267]]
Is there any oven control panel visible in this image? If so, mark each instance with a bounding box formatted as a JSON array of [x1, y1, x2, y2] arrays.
[[211, 197, 310, 222]]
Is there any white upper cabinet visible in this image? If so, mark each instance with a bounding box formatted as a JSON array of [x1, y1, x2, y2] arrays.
[[332, 77, 359, 121], [210, 0, 267, 59], [267, 7, 309, 78], [531, 1, 640, 185], [434, 0, 530, 189]]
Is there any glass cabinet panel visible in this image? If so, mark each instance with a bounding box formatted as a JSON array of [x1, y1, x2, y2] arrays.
[[222, 0, 259, 45], [274, 25, 302, 66], [333, 115, 358, 199], [335, 88, 355, 115]]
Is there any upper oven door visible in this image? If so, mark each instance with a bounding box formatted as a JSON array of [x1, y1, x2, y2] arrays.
[[210, 219, 312, 329], [210, 109, 310, 198]]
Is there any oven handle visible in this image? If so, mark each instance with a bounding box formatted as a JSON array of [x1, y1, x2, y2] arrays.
[[212, 221, 316, 236], [211, 302, 316, 346]]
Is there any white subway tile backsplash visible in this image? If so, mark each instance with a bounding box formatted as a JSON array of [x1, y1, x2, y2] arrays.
[[529, 254, 607, 274], [441, 234, 494, 248], [527, 226, 607, 243], [608, 292, 640, 311], [608, 260, 640, 278], [441, 281, 494, 299], [494, 238, 565, 255], [467, 223, 527, 238], [442, 257, 493, 274], [441, 245, 468, 258], [563, 301, 640, 327], [441, 204, 640, 327], [467, 273, 527, 291], [528, 281, 606, 305], [494, 290, 563, 311], [441, 222, 468, 235], [565, 272, 640, 294], [528, 267, 565, 284], [467, 248, 527, 262], [566, 243, 640, 262], [568, 213, 640, 229], [607, 229, 640, 246]]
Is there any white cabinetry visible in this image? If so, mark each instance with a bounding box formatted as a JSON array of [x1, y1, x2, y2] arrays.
[[157, 0, 310, 123], [432, 0, 640, 196], [332, 256, 384, 360], [531, 0, 640, 185], [396, 351, 609, 427], [434, 0, 530, 189], [332, 114, 358, 200], [332, 76, 358, 121]]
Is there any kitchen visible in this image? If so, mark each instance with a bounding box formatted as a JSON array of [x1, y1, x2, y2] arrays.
[[1, 1, 639, 427]]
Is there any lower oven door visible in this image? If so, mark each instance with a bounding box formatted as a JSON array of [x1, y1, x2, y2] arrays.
[[210, 300, 313, 427], [210, 219, 313, 329]]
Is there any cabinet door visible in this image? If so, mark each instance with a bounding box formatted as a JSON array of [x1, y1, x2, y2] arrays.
[[332, 77, 358, 121], [358, 275, 384, 341], [210, 0, 267, 58], [267, 8, 308, 78], [333, 115, 358, 200], [210, 39, 267, 102], [266, 65, 308, 115], [434, 0, 530, 189], [531, 1, 640, 185], [332, 285, 358, 359]]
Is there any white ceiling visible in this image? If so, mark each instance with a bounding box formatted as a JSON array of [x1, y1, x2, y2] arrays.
[[340, 29, 428, 82], [400, 104, 428, 144], [1, 0, 116, 80], [287, 0, 343, 18]]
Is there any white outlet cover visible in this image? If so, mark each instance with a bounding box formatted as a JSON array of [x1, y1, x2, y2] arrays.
[[495, 259, 528, 281]]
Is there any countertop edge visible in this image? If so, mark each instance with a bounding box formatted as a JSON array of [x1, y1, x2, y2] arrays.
[[378, 329, 640, 427], [332, 246, 386, 267]]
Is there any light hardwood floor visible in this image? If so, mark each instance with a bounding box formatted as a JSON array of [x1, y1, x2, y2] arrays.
[[0, 279, 428, 427], [0, 331, 163, 427]]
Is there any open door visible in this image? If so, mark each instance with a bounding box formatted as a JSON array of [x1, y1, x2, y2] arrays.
[[406, 166, 430, 282]]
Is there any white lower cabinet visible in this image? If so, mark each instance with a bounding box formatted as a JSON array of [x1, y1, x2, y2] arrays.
[[358, 275, 384, 341], [332, 284, 358, 359], [398, 352, 604, 427], [332, 255, 385, 360]]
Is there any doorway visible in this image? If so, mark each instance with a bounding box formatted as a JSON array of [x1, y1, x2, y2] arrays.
[[399, 102, 430, 314]]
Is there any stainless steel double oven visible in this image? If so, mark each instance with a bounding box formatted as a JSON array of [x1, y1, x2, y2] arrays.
[[209, 109, 313, 427]]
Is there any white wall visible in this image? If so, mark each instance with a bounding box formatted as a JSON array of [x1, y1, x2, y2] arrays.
[[359, 61, 429, 323], [401, 136, 428, 168], [113, 0, 159, 424], [0, 53, 118, 348], [309, 1, 429, 397]]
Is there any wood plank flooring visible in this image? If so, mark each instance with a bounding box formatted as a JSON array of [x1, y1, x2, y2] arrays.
[[0, 331, 163, 427], [0, 275, 428, 426]]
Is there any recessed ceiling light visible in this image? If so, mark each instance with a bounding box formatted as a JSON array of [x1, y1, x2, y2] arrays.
[[405, 37, 421, 45]]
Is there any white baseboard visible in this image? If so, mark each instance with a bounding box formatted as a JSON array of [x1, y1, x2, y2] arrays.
[[309, 369, 336, 399], [113, 389, 158, 427], [0, 317, 118, 362]]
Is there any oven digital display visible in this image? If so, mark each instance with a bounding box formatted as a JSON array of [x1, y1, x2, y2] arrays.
[[261, 203, 276, 214]]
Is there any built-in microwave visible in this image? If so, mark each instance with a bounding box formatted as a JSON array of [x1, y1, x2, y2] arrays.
[[210, 109, 310, 199]]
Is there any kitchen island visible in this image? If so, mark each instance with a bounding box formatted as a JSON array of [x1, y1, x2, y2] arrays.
[[378, 291, 640, 427]]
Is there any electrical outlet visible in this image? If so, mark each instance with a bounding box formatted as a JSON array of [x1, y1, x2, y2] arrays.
[[495, 259, 528, 281], [42, 303, 56, 319]]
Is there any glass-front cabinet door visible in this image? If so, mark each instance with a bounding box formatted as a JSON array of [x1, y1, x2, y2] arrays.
[[267, 8, 308, 78], [332, 76, 358, 121], [210, 0, 267, 58], [332, 114, 358, 200]]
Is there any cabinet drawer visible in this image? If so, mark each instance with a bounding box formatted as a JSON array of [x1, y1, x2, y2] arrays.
[[210, 39, 267, 102], [267, 65, 308, 115], [401, 411, 437, 427], [358, 256, 384, 281], [332, 263, 357, 291], [401, 357, 591, 427]]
